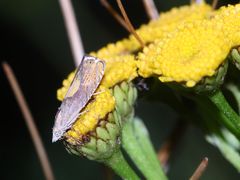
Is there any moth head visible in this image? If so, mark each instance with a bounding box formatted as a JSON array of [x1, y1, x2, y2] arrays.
[[52, 128, 64, 143]]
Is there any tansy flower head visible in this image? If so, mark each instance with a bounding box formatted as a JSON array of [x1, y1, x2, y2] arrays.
[[56, 54, 138, 160], [57, 55, 138, 92], [61, 82, 137, 161], [211, 4, 240, 46], [57, 73, 116, 145], [138, 17, 232, 87], [94, 55, 138, 88], [92, 2, 211, 58], [132, 1, 211, 44], [64, 86, 115, 145]]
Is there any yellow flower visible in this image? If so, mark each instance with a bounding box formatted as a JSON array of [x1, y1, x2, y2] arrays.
[[65, 86, 115, 145], [132, 1, 211, 43], [57, 55, 137, 93], [92, 2, 211, 58], [212, 4, 240, 46], [56, 2, 213, 143], [57, 72, 75, 101], [138, 4, 240, 87], [56, 54, 137, 144], [95, 55, 138, 88]]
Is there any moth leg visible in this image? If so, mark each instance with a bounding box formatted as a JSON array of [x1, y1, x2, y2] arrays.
[[65, 112, 82, 129], [64, 133, 83, 145], [79, 109, 89, 115], [65, 110, 89, 129], [93, 90, 105, 96]]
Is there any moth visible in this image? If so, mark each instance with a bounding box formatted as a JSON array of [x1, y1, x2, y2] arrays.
[[52, 55, 106, 142]]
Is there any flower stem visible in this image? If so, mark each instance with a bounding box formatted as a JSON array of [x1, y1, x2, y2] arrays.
[[133, 118, 167, 178], [122, 117, 168, 180], [208, 90, 240, 139], [104, 150, 139, 180]]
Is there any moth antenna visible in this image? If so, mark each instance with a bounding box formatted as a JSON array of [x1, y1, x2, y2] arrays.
[[190, 0, 203, 4], [102, 166, 114, 180], [2, 62, 55, 180], [189, 157, 209, 180], [211, 0, 218, 10], [116, 0, 145, 48], [100, 0, 130, 32], [142, 0, 159, 20]]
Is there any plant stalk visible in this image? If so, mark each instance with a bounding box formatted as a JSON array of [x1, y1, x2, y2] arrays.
[[122, 118, 168, 180], [104, 150, 139, 180], [208, 90, 240, 139]]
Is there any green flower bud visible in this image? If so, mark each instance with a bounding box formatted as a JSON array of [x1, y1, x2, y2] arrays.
[[193, 60, 228, 94], [230, 48, 240, 70], [113, 82, 137, 120]]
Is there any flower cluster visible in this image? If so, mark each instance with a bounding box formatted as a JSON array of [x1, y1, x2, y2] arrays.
[[138, 19, 231, 87], [55, 2, 240, 178], [57, 2, 240, 147]]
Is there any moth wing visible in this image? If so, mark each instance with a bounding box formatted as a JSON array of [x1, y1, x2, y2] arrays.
[[64, 60, 84, 99], [78, 57, 105, 106], [53, 57, 84, 129], [54, 56, 105, 130]]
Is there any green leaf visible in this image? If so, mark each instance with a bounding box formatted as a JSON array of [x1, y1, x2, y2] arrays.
[[206, 131, 240, 172]]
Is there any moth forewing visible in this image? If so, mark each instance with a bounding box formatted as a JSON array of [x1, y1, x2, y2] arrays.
[[52, 55, 106, 142], [64, 59, 84, 98]]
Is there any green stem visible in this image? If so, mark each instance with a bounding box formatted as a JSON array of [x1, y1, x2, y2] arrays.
[[208, 90, 240, 139], [104, 150, 139, 180], [122, 118, 168, 180], [132, 118, 167, 179], [194, 96, 223, 136]]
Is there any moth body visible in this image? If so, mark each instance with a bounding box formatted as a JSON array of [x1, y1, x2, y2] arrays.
[[52, 55, 105, 142]]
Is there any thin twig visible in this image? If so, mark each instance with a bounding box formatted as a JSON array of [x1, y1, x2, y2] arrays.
[[59, 0, 85, 67], [100, 0, 130, 32], [189, 157, 209, 180], [116, 0, 145, 48], [158, 121, 186, 169], [142, 0, 159, 20], [102, 165, 114, 180], [212, 0, 218, 10], [191, 0, 203, 4], [2, 62, 55, 180]]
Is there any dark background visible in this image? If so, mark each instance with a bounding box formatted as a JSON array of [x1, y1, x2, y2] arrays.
[[1, 0, 239, 179]]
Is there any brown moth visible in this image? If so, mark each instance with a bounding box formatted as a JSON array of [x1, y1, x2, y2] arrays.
[[52, 55, 106, 142]]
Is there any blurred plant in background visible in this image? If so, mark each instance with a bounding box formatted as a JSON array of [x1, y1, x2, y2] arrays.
[[3, 0, 240, 179]]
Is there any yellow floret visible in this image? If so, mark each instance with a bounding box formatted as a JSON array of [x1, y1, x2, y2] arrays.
[[92, 2, 211, 58], [133, 1, 211, 43], [212, 4, 240, 46], [57, 72, 75, 101], [138, 4, 240, 87], [138, 19, 232, 87], [57, 55, 137, 97], [96, 55, 138, 88], [65, 86, 115, 145]]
